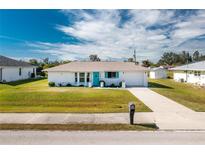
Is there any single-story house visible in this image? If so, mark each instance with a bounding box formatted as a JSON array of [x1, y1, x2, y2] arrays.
[[149, 67, 167, 79], [45, 61, 148, 87], [170, 61, 205, 86], [0, 55, 36, 82]]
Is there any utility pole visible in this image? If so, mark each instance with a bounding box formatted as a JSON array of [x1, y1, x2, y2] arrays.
[[133, 49, 137, 64]]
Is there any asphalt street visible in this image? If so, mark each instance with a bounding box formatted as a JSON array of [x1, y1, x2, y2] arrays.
[[1, 131, 205, 145]]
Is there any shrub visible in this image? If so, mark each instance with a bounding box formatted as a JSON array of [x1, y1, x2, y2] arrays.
[[119, 81, 122, 87], [30, 73, 35, 78], [48, 82, 55, 87], [180, 79, 184, 82], [79, 84, 84, 87], [110, 83, 116, 87], [66, 83, 72, 87]]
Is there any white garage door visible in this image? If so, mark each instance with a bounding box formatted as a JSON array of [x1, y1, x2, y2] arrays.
[[124, 72, 144, 86]]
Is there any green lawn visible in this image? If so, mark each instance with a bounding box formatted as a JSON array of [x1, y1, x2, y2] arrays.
[[0, 79, 151, 113], [0, 124, 157, 131], [149, 79, 205, 111]]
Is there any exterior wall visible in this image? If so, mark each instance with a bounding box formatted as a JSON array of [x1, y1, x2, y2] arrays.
[[173, 71, 205, 86], [0, 66, 36, 82], [48, 71, 148, 87], [173, 71, 187, 82], [48, 72, 76, 86], [149, 70, 167, 79], [100, 71, 147, 87], [149, 71, 156, 79]]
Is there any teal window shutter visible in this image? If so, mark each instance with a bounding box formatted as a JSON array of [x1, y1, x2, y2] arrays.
[[105, 72, 108, 78], [116, 72, 119, 78]]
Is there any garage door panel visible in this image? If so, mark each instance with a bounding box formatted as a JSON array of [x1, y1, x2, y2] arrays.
[[124, 72, 144, 86]]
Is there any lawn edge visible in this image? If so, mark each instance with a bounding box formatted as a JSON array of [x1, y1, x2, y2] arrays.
[[0, 123, 158, 131]]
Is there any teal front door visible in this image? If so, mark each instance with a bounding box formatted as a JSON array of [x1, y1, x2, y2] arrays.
[[93, 72, 100, 86]]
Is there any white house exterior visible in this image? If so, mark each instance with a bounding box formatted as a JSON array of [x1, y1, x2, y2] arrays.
[[0, 55, 36, 82], [170, 61, 205, 86], [149, 67, 167, 79], [45, 61, 148, 87]]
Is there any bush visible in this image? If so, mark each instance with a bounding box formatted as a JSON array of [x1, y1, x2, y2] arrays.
[[79, 84, 84, 87], [30, 73, 35, 78], [48, 82, 55, 87], [119, 81, 122, 87], [66, 83, 72, 87], [110, 83, 116, 87]]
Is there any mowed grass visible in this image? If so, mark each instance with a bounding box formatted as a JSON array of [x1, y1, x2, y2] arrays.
[[0, 79, 151, 113], [149, 79, 205, 111], [0, 124, 157, 131]]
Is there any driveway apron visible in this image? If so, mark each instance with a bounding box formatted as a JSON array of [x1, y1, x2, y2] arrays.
[[128, 87, 205, 130]]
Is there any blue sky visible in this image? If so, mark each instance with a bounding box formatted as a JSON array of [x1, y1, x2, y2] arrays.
[[0, 9, 205, 62]]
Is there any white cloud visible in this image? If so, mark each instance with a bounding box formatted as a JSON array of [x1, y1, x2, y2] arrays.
[[29, 10, 205, 62]]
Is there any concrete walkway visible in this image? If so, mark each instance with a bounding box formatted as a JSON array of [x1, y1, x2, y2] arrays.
[[0, 113, 154, 124], [128, 88, 205, 130]]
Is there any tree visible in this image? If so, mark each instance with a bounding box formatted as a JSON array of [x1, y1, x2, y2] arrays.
[[142, 60, 153, 67], [157, 52, 180, 66], [178, 51, 192, 64], [193, 51, 200, 61], [43, 58, 49, 64], [89, 55, 101, 61], [29, 59, 38, 65], [127, 58, 134, 62]]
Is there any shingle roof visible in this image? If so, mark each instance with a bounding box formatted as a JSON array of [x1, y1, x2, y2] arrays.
[[0, 55, 34, 67], [170, 61, 205, 71], [44, 61, 148, 72]]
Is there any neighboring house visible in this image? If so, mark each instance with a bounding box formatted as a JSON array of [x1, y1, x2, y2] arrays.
[[45, 61, 148, 87], [149, 67, 167, 79], [0, 55, 36, 82], [170, 61, 205, 86]]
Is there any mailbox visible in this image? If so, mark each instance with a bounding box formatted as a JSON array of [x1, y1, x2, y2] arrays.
[[129, 102, 135, 125]]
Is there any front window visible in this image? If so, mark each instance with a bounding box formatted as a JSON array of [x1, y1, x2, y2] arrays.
[[105, 72, 119, 78], [194, 71, 201, 76], [87, 73, 90, 82], [75, 73, 77, 82], [19, 68, 22, 76], [79, 73, 85, 82]]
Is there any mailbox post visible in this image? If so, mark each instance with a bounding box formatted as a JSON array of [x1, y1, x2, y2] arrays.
[[129, 102, 135, 125]]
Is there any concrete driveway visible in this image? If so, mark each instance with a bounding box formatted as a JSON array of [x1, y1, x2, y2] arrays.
[[128, 88, 205, 130]]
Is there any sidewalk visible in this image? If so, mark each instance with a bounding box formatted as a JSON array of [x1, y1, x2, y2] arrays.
[[0, 113, 155, 124]]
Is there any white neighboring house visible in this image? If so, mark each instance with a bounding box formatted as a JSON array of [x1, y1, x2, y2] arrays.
[[45, 61, 148, 87], [170, 61, 205, 86], [149, 67, 167, 79], [0, 55, 37, 82]]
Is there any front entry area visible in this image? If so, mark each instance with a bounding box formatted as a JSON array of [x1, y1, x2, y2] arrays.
[[92, 72, 99, 87]]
